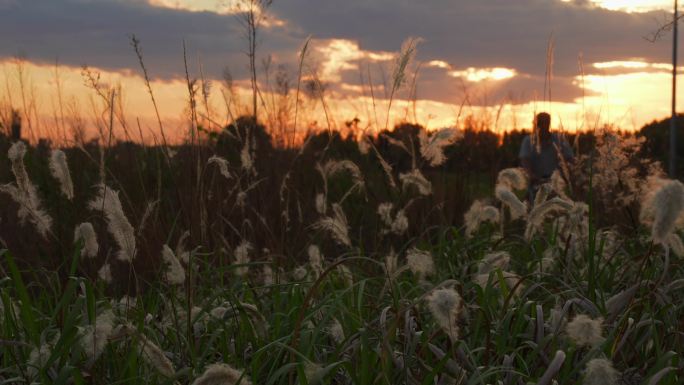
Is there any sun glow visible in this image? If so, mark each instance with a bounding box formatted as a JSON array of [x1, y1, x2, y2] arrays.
[[312, 39, 393, 83], [448, 67, 517, 82], [562, 0, 673, 13], [3, 55, 684, 145]]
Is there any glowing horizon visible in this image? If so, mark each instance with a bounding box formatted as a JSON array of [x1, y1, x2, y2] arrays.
[[1, 55, 682, 146]]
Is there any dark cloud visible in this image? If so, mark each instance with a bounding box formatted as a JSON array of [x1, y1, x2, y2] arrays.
[[0, 0, 675, 105], [0, 0, 301, 79], [271, 0, 672, 76]]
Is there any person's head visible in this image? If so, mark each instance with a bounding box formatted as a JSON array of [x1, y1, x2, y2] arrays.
[[535, 112, 551, 137]]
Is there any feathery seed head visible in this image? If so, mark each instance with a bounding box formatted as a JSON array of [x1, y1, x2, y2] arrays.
[[399, 169, 432, 196], [377, 202, 394, 226], [418, 127, 460, 166], [80, 309, 115, 361], [313, 203, 351, 247], [49, 149, 74, 200], [208, 155, 232, 180], [234, 241, 252, 277], [138, 334, 175, 377], [495, 185, 527, 220], [497, 168, 528, 191], [308, 245, 323, 279], [477, 251, 511, 275], [584, 358, 619, 385], [98, 263, 113, 283], [640, 178, 684, 244], [328, 318, 345, 344], [566, 314, 604, 347], [88, 184, 136, 262], [407, 248, 435, 280], [464, 200, 500, 237], [391, 209, 409, 234], [315, 193, 327, 214], [74, 222, 99, 258], [426, 287, 462, 342], [161, 244, 185, 285], [192, 363, 252, 385]]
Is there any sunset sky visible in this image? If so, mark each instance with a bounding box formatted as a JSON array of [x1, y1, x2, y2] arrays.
[[0, 0, 683, 143]]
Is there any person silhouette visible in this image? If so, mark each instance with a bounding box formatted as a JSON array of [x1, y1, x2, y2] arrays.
[[519, 112, 573, 201]]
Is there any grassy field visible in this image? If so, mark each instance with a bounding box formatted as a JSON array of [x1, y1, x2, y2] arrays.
[[0, 118, 682, 385]]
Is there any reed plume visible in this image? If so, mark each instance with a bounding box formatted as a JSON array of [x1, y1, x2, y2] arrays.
[[192, 363, 252, 385], [640, 178, 684, 245], [80, 309, 115, 362], [138, 334, 176, 378], [208, 155, 232, 180], [308, 244, 323, 279], [313, 203, 351, 247], [477, 251, 511, 275], [584, 358, 619, 385], [49, 149, 74, 200], [419, 127, 460, 166], [464, 200, 500, 237], [495, 185, 527, 220], [495, 167, 528, 220], [566, 314, 604, 347], [497, 168, 528, 191], [426, 287, 462, 342], [234, 241, 252, 278], [98, 263, 113, 283], [161, 244, 185, 285], [407, 248, 435, 280], [88, 184, 136, 262], [1, 141, 53, 238], [74, 222, 99, 258], [399, 169, 432, 196], [525, 197, 574, 240]]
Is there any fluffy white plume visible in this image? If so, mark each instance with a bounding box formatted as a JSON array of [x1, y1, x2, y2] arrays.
[[49, 149, 74, 200], [419, 127, 460, 166], [640, 178, 684, 245], [584, 358, 619, 385], [566, 314, 604, 347], [407, 248, 435, 279], [315, 193, 327, 215], [208, 155, 232, 180], [192, 363, 252, 385], [138, 334, 175, 378], [80, 310, 115, 361], [161, 244, 185, 285], [477, 251, 511, 275], [399, 169, 432, 196], [497, 168, 528, 191], [495, 185, 527, 220], [464, 200, 500, 237], [308, 245, 324, 279], [98, 263, 113, 283], [1, 142, 53, 238], [525, 197, 574, 240], [426, 287, 462, 341], [314, 203, 351, 247], [74, 222, 99, 258], [234, 241, 252, 278], [88, 184, 136, 262]]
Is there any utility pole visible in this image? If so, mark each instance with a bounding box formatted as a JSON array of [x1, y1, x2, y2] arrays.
[[671, 0, 679, 177]]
